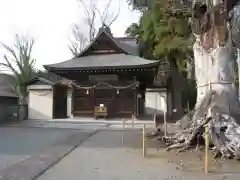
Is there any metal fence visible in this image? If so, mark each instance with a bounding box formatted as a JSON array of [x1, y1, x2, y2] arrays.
[[0, 104, 28, 124]]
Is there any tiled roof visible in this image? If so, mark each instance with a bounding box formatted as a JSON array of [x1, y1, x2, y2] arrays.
[[115, 37, 139, 56], [44, 27, 156, 71], [25, 77, 71, 87], [0, 74, 18, 97], [44, 54, 159, 71]]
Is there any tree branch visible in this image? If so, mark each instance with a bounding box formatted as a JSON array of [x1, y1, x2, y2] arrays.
[[107, 0, 121, 27], [0, 34, 36, 103], [71, 0, 121, 55]]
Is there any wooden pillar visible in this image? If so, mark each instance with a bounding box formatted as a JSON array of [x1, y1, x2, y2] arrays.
[[204, 125, 209, 174], [71, 86, 75, 117], [134, 87, 137, 117], [135, 82, 140, 117], [166, 87, 171, 118], [92, 88, 95, 116], [52, 86, 56, 119], [137, 82, 145, 117]]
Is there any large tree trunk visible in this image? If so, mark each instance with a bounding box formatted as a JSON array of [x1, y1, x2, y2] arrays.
[[237, 48, 240, 98], [149, 0, 240, 159], [170, 67, 184, 119]]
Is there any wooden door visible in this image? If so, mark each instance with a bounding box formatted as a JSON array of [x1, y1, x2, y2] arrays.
[[73, 87, 136, 118], [74, 89, 94, 116], [53, 86, 68, 119], [114, 89, 135, 117], [94, 88, 136, 118]]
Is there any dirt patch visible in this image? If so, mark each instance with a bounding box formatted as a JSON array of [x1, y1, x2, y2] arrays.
[[145, 124, 240, 175], [144, 139, 240, 175]]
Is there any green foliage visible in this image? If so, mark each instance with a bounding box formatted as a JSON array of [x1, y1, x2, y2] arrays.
[[126, 0, 193, 71], [0, 35, 36, 103], [126, 1, 195, 114], [126, 0, 154, 10], [125, 23, 140, 38]]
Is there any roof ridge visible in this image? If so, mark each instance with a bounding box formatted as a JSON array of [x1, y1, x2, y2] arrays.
[[73, 27, 133, 58]]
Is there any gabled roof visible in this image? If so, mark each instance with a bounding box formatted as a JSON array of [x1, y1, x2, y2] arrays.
[[75, 27, 138, 58], [44, 27, 157, 72], [44, 54, 159, 71], [0, 74, 18, 98]]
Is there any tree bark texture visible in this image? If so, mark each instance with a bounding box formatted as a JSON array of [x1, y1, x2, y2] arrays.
[[149, 0, 240, 159]]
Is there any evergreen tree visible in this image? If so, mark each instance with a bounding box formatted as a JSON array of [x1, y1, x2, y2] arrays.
[[126, 1, 194, 117]]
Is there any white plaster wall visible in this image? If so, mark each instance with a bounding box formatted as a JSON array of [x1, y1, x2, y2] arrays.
[[28, 89, 53, 120], [145, 90, 167, 115], [67, 89, 72, 117]]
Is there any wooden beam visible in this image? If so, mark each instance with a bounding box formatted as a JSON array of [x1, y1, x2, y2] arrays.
[[91, 50, 116, 53]]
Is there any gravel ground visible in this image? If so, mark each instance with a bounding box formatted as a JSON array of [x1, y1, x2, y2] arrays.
[[37, 130, 240, 180], [0, 127, 80, 171], [10, 119, 154, 129], [0, 127, 95, 180]]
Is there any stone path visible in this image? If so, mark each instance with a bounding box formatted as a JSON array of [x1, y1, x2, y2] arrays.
[[37, 130, 240, 180]]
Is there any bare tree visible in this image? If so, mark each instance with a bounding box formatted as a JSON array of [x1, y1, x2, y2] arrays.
[[68, 0, 120, 56], [0, 35, 36, 104], [69, 24, 88, 56], [96, 0, 121, 28], [79, 0, 97, 42]]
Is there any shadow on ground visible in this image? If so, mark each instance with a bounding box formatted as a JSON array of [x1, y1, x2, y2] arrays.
[[81, 129, 160, 149]]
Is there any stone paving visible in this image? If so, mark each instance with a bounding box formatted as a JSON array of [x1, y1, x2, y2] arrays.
[[0, 127, 96, 180], [37, 130, 240, 180]]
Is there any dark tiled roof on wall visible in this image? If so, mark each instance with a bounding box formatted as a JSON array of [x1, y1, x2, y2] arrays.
[[0, 74, 18, 97]]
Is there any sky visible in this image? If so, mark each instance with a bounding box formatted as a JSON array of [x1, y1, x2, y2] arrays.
[[0, 0, 140, 69]]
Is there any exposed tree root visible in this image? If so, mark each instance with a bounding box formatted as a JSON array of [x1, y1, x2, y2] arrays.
[[148, 90, 240, 160]]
